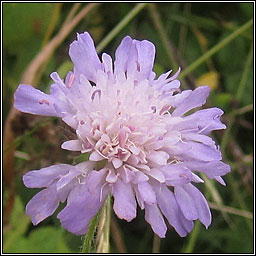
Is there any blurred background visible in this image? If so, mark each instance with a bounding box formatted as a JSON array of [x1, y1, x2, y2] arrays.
[[3, 2, 253, 253]]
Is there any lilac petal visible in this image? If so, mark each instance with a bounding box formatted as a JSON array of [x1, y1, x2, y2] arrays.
[[58, 185, 101, 235], [126, 42, 138, 79], [61, 140, 83, 151], [172, 90, 191, 107], [50, 77, 66, 95], [134, 39, 155, 80], [183, 160, 231, 179], [168, 141, 222, 162], [62, 115, 78, 129], [49, 82, 74, 114], [112, 157, 123, 169], [160, 80, 180, 93], [172, 86, 210, 116], [102, 53, 113, 74], [57, 179, 77, 203], [147, 150, 169, 165], [89, 151, 105, 161], [134, 185, 145, 209], [169, 67, 181, 80], [174, 108, 226, 134], [56, 169, 81, 191], [57, 172, 108, 235], [163, 131, 181, 146], [175, 183, 211, 228], [69, 32, 102, 82], [182, 133, 216, 147], [129, 145, 140, 155], [119, 165, 135, 183], [14, 85, 62, 117], [26, 184, 59, 225], [191, 173, 204, 183], [160, 164, 192, 186], [51, 71, 84, 103], [152, 70, 172, 88], [214, 176, 226, 186], [155, 184, 194, 237], [23, 164, 71, 188], [144, 168, 166, 183], [138, 181, 156, 205], [114, 36, 133, 74], [112, 178, 137, 222], [144, 203, 167, 238], [132, 171, 149, 184], [186, 141, 222, 161], [86, 169, 107, 194], [106, 169, 119, 183]]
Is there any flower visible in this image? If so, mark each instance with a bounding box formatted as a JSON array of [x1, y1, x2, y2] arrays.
[[14, 32, 230, 238]]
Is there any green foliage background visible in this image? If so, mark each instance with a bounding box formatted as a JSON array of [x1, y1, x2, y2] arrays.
[[3, 2, 254, 253]]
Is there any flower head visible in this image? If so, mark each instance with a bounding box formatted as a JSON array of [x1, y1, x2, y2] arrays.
[[14, 32, 230, 238]]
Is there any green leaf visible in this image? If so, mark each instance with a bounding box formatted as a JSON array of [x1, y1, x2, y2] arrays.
[[3, 196, 30, 252], [5, 227, 72, 253], [3, 3, 56, 53]]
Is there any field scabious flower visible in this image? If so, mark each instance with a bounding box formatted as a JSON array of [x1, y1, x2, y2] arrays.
[[14, 32, 230, 238]]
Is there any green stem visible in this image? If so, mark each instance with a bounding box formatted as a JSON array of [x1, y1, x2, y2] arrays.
[[102, 195, 111, 252], [96, 195, 112, 253], [179, 19, 253, 79], [152, 234, 161, 253], [183, 221, 200, 253], [96, 3, 148, 53], [81, 212, 100, 253]]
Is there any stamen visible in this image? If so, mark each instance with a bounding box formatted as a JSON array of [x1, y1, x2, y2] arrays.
[[102, 144, 112, 155], [151, 106, 156, 113], [91, 89, 101, 101], [127, 125, 135, 132], [136, 61, 141, 72], [197, 123, 212, 134], [179, 174, 189, 181], [169, 67, 181, 80], [39, 99, 50, 105], [77, 176, 86, 184], [100, 183, 108, 202], [159, 104, 171, 115], [67, 73, 75, 88], [119, 126, 126, 148]]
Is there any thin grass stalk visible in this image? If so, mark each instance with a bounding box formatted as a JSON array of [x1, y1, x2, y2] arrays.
[[96, 3, 148, 53], [179, 19, 252, 79]]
